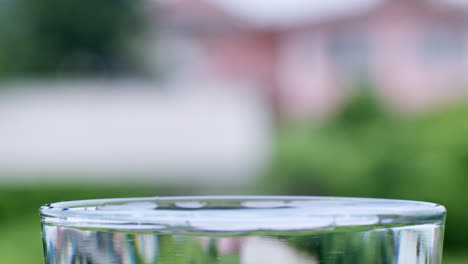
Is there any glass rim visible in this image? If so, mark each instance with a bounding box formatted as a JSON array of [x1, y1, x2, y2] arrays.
[[40, 196, 446, 234]]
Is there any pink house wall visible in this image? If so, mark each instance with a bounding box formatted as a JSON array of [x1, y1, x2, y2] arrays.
[[372, 0, 468, 111], [277, 29, 342, 118], [277, 0, 468, 118]]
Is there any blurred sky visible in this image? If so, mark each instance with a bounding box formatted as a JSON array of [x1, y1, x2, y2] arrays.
[[209, 0, 383, 26]]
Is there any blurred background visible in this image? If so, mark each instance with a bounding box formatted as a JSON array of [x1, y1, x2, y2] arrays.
[[0, 0, 467, 262]]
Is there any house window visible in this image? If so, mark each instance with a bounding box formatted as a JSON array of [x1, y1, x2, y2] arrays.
[[422, 25, 465, 64], [327, 31, 370, 76]]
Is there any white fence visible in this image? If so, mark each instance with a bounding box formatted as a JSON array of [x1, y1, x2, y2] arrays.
[[0, 80, 272, 186]]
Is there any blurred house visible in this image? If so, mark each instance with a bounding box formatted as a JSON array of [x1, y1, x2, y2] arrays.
[[155, 0, 468, 118]]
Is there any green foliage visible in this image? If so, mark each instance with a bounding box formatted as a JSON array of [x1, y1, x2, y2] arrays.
[[261, 89, 468, 251], [0, 0, 145, 77]]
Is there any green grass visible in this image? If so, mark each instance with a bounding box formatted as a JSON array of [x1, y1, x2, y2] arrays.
[[0, 218, 42, 263], [0, 184, 183, 263], [444, 251, 468, 264]]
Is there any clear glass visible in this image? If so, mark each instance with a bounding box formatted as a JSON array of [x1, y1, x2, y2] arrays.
[[40, 196, 446, 264]]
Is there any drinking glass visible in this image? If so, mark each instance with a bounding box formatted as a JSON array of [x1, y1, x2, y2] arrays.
[[40, 196, 446, 264]]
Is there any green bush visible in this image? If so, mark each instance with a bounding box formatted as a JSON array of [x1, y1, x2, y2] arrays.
[[260, 89, 468, 250], [0, 0, 145, 77]]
